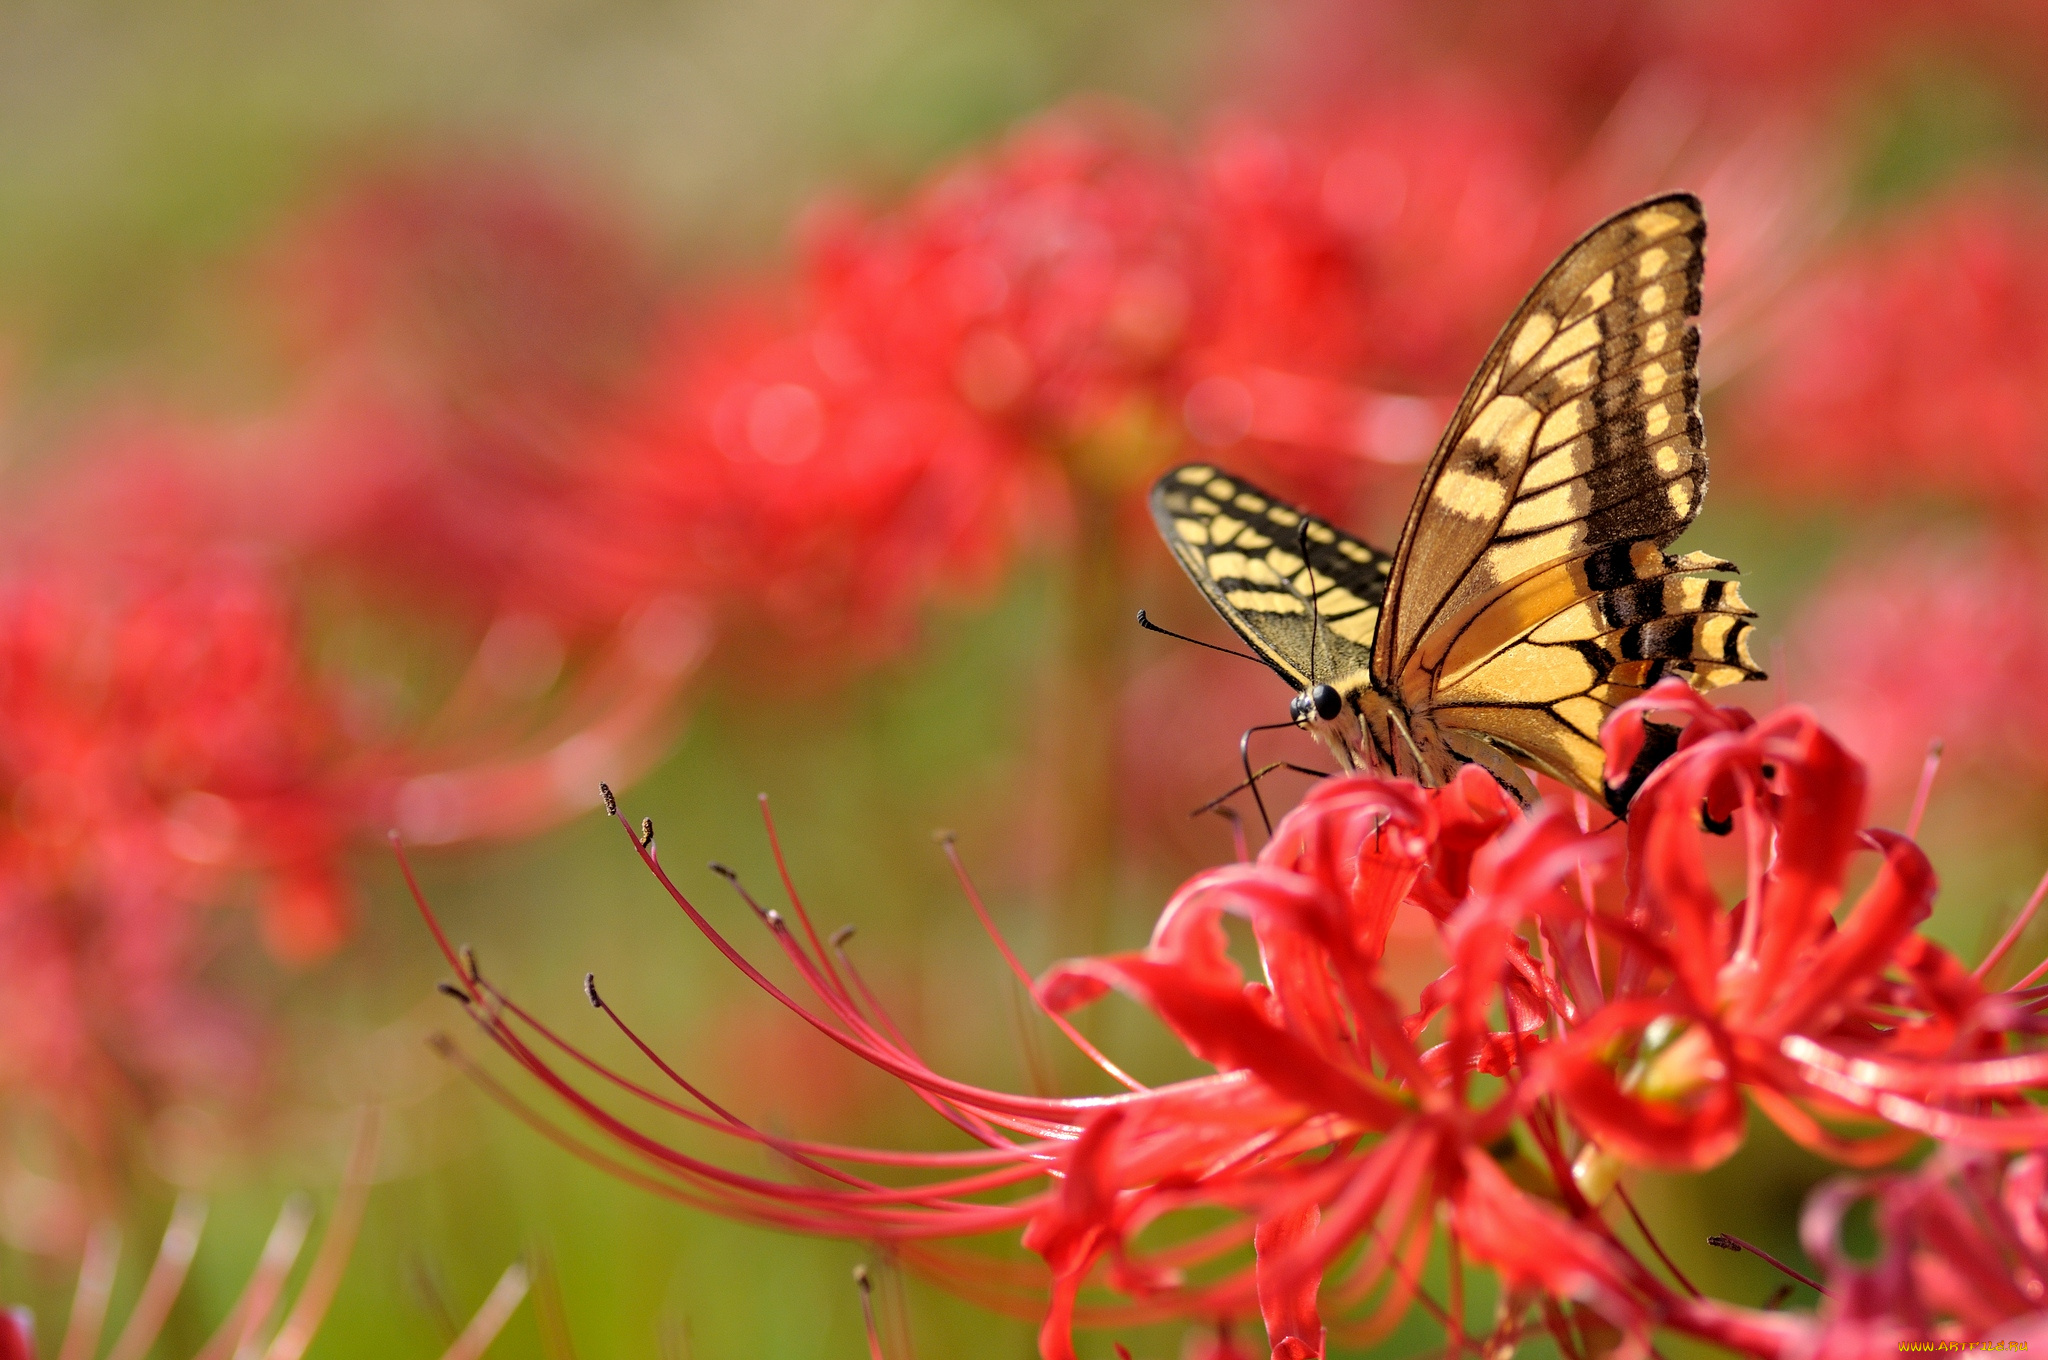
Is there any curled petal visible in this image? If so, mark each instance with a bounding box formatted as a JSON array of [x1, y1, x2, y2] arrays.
[[1254, 1202, 1326, 1360], [1543, 999, 1746, 1171], [1414, 766, 1520, 916], [1743, 714, 1869, 1015], [1764, 829, 1935, 1037], [1776, 1034, 2048, 1098], [1258, 775, 1435, 965]]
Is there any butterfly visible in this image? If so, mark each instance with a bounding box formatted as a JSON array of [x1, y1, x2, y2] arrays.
[[1150, 193, 1762, 814]]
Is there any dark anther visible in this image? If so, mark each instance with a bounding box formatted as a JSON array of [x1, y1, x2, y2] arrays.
[[709, 862, 770, 921], [1701, 801, 1735, 836], [600, 783, 617, 816], [831, 925, 856, 948], [1705, 1233, 1830, 1296], [932, 828, 957, 845], [583, 973, 602, 1008], [639, 817, 655, 848], [459, 944, 481, 982], [436, 982, 473, 1005]]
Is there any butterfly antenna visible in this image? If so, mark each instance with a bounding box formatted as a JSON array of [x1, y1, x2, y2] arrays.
[[1135, 611, 1267, 666], [1297, 523, 1321, 686]]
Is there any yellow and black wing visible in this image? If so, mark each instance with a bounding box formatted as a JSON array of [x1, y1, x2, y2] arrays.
[[1149, 463, 1390, 698], [1374, 193, 1763, 808]]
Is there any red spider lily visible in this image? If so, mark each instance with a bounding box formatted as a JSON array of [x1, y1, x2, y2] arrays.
[[411, 757, 1870, 1358], [14, 408, 712, 856], [413, 680, 2048, 1355], [0, 548, 356, 1186], [1787, 535, 2048, 802], [1195, 87, 1571, 405], [1543, 678, 2048, 1178], [1732, 179, 2048, 520], [801, 105, 1207, 455], [37, 153, 710, 847], [787, 101, 1445, 492], [257, 152, 661, 632], [1793, 1147, 2048, 1349]]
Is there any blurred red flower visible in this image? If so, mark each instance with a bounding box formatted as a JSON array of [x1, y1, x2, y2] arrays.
[[583, 296, 1034, 665], [579, 94, 1592, 669], [1787, 536, 2048, 801], [1230, 0, 2048, 134], [0, 544, 358, 1185], [256, 152, 662, 632], [1732, 179, 2048, 518], [1801, 1148, 2048, 1348], [1196, 86, 1569, 403]]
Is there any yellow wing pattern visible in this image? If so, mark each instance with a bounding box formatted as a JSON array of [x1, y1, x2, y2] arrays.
[[1149, 464, 1391, 698]]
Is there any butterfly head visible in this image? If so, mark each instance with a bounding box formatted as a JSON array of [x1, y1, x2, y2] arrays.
[[1289, 682, 1368, 774], [1291, 683, 1344, 727]]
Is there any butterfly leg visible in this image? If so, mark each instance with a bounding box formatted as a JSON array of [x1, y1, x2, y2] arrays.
[[1385, 707, 1437, 789], [1232, 721, 1309, 834], [1190, 760, 1331, 820]]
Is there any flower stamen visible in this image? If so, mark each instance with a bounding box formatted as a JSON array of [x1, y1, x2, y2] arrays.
[[1705, 1234, 1828, 1298]]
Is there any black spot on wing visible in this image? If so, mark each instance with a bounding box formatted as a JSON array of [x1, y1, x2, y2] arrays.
[[1576, 471, 1702, 552], [1601, 580, 1668, 630], [1721, 619, 1752, 665], [1583, 541, 1638, 593], [1620, 615, 1696, 662]]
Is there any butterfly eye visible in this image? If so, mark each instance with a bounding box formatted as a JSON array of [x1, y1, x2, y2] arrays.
[[1289, 693, 1312, 725], [1311, 684, 1343, 722]]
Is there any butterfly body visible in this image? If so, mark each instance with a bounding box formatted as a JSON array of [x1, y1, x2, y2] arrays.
[[1151, 195, 1763, 813]]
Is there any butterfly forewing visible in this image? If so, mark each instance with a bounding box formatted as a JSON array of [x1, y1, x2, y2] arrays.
[[1375, 192, 1762, 806], [1149, 464, 1391, 694], [1377, 195, 1711, 681]]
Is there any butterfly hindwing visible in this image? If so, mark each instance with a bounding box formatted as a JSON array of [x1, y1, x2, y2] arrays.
[[1426, 545, 1761, 804], [1149, 464, 1390, 694]]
